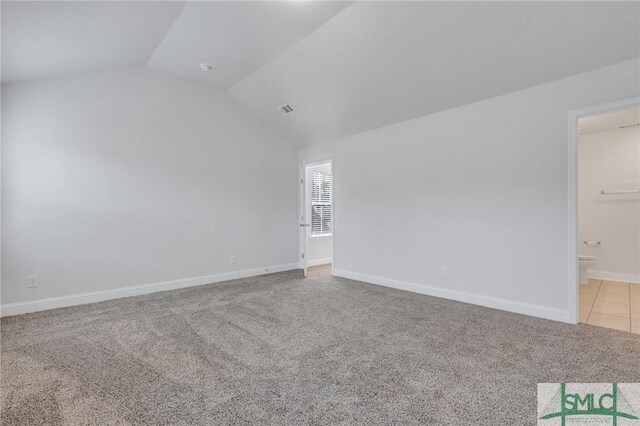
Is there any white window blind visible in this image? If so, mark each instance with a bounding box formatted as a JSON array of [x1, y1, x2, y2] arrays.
[[311, 170, 332, 236]]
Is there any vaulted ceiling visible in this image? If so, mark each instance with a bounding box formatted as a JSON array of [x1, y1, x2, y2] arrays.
[[1, 1, 187, 82], [3, 1, 639, 146]]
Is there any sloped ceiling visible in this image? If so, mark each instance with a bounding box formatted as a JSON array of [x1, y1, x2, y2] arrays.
[[229, 1, 640, 145], [1, 1, 187, 82], [147, 1, 352, 89], [3, 1, 639, 146]]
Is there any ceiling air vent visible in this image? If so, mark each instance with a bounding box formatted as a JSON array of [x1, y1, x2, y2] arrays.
[[280, 104, 294, 115], [618, 122, 640, 129]]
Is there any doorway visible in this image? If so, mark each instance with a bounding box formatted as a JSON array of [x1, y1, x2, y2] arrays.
[[569, 99, 640, 333], [300, 160, 333, 277]]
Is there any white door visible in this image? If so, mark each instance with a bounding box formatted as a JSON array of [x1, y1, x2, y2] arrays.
[[300, 169, 310, 277]]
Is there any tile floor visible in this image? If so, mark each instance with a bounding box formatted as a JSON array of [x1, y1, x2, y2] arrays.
[[579, 279, 640, 334]]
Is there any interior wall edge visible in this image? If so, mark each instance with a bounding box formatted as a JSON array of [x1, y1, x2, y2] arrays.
[[588, 270, 640, 284], [0, 263, 300, 318], [333, 269, 573, 324], [307, 258, 332, 267]]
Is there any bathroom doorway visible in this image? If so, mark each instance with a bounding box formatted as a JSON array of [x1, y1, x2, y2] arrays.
[[570, 100, 640, 333]]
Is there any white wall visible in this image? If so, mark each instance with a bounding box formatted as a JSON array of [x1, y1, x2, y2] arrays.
[[307, 237, 332, 265], [305, 162, 333, 265], [1, 68, 299, 308], [299, 59, 640, 322], [579, 126, 640, 282]]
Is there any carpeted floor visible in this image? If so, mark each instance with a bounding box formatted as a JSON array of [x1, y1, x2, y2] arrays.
[[1, 265, 639, 425]]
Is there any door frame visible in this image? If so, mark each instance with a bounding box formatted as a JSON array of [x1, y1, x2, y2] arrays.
[[566, 96, 639, 324], [299, 159, 334, 276]]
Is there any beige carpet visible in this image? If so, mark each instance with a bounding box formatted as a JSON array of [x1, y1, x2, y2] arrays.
[[2, 265, 639, 425]]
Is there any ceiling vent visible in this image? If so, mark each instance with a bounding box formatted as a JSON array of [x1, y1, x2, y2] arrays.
[[280, 104, 294, 115], [618, 122, 640, 129]]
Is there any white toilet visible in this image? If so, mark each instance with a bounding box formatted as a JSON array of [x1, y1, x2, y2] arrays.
[[578, 255, 595, 284]]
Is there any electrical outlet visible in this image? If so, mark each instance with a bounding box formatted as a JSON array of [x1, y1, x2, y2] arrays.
[[230, 256, 237, 264], [28, 275, 38, 288], [412, 263, 420, 274], [440, 265, 448, 277]]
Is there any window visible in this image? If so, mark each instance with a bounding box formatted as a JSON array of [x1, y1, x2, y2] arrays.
[[311, 170, 332, 236]]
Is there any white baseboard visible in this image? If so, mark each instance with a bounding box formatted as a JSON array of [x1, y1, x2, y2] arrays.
[[589, 270, 640, 284], [0, 263, 299, 318], [307, 258, 332, 267], [333, 269, 572, 324]]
